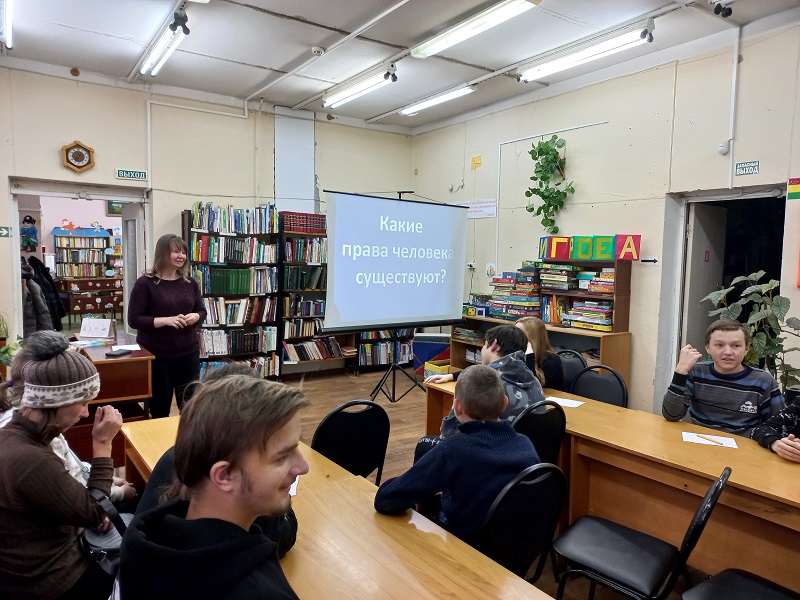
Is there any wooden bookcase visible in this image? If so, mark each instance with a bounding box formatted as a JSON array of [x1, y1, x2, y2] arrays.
[[350, 328, 414, 374], [453, 259, 632, 383], [53, 227, 113, 278], [182, 204, 281, 378]]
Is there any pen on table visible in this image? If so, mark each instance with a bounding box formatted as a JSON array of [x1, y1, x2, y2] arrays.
[[696, 433, 723, 445]]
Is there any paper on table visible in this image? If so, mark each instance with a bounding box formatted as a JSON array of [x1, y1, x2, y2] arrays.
[[682, 432, 738, 448], [289, 476, 299, 496], [112, 344, 140, 351], [546, 396, 584, 408]]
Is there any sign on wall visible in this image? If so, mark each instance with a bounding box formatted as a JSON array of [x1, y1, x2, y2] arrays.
[[735, 161, 759, 176], [115, 169, 147, 180]]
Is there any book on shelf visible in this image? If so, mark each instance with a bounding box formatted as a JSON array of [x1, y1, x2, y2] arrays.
[[199, 355, 280, 379], [191, 201, 278, 235], [200, 325, 278, 357], [280, 211, 327, 234], [282, 336, 343, 362]]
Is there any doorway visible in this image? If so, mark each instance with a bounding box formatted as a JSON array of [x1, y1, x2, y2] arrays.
[[680, 195, 786, 351]]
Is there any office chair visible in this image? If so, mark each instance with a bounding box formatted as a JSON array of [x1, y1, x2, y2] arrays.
[[569, 364, 628, 408], [311, 400, 390, 485], [478, 463, 566, 584], [512, 400, 567, 465], [683, 569, 800, 600], [553, 467, 732, 600], [556, 349, 587, 392]]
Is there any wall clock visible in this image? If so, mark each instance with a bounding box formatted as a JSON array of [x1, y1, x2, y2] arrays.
[[62, 141, 95, 173]]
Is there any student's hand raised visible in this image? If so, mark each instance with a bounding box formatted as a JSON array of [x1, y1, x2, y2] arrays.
[[424, 373, 454, 384], [675, 344, 703, 375], [771, 434, 800, 463], [92, 405, 123, 446]]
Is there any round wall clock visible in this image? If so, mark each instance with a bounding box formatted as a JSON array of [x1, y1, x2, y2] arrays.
[[62, 141, 95, 173]]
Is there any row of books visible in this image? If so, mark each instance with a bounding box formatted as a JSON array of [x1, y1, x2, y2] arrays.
[[192, 265, 277, 295], [360, 328, 415, 340], [284, 237, 328, 264], [358, 341, 412, 366], [284, 265, 326, 290], [191, 201, 279, 235], [465, 348, 481, 362], [56, 263, 106, 278], [55, 236, 108, 248], [488, 266, 542, 320], [57, 249, 106, 263], [198, 356, 280, 379], [199, 326, 278, 357], [202, 296, 277, 326], [284, 294, 325, 317], [280, 211, 326, 234], [282, 336, 343, 362], [190, 233, 277, 265], [452, 326, 486, 345], [284, 317, 323, 339]]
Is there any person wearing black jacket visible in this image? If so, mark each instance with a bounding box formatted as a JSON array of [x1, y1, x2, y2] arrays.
[[119, 374, 310, 599], [26, 256, 66, 331]]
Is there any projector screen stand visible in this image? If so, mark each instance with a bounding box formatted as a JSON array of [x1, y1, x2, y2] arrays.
[[369, 333, 424, 403]]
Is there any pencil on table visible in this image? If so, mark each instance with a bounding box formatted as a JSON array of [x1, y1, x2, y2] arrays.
[[697, 433, 723, 445]]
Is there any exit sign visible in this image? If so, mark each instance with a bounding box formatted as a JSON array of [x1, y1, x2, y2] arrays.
[[735, 161, 759, 176], [116, 169, 147, 180]]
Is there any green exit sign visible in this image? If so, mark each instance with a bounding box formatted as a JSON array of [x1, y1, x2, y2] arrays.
[[735, 161, 759, 176], [0, 226, 10, 237], [116, 169, 148, 180]]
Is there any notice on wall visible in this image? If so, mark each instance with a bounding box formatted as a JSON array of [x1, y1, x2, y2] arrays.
[[788, 178, 800, 200], [735, 160, 759, 176], [450, 199, 497, 219]]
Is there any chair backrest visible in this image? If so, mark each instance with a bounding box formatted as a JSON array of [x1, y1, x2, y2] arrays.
[[478, 463, 567, 579], [569, 364, 628, 408], [512, 401, 567, 465], [311, 400, 391, 485], [557, 349, 587, 391]]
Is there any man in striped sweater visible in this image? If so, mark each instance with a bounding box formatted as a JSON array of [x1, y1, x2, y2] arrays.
[[662, 319, 784, 436]]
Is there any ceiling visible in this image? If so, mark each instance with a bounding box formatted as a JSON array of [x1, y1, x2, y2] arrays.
[[2, 0, 800, 130]]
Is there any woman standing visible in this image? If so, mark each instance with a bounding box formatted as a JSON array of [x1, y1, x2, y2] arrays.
[[515, 316, 565, 391], [128, 234, 206, 418], [0, 331, 123, 599]]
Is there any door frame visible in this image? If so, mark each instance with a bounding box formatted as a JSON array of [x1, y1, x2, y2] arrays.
[[9, 178, 151, 337], [652, 184, 786, 413]]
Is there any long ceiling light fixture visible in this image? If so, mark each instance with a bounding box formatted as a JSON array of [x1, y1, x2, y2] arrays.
[[323, 64, 397, 109], [0, 0, 14, 49], [400, 86, 476, 116], [411, 0, 540, 59], [518, 18, 655, 83], [140, 10, 190, 77]]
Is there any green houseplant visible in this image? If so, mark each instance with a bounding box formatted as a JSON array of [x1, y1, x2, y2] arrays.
[[700, 270, 800, 392], [524, 134, 575, 234]]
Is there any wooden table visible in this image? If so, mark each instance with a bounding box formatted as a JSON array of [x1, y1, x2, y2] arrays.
[[424, 383, 800, 590], [120, 417, 553, 599]]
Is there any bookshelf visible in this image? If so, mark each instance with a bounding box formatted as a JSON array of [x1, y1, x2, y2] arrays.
[[454, 259, 632, 383], [351, 328, 414, 374], [182, 202, 281, 378], [52, 227, 114, 278], [278, 211, 353, 371]]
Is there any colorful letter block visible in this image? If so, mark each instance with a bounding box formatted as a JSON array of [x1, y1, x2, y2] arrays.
[[571, 236, 594, 259], [615, 234, 642, 261], [592, 236, 616, 260]]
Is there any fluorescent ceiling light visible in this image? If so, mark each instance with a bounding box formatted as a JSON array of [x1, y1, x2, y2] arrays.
[[140, 12, 189, 77], [400, 86, 475, 116], [411, 0, 538, 59], [1, 0, 14, 49], [517, 24, 653, 83], [323, 69, 397, 109]]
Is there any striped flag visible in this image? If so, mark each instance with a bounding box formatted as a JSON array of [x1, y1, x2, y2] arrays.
[[789, 178, 800, 200]]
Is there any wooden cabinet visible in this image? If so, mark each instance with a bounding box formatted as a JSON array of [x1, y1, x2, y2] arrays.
[[57, 277, 124, 323]]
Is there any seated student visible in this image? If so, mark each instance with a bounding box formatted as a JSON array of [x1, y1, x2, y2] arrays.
[[515, 316, 565, 391], [119, 374, 310, 599], [0, 331, 124, 600], [752, 404, 800, 463], [662, 319, 784, 436], [375, 365, 539, 545], [135, 362, 298, 557], [424, 324, 544, 439]]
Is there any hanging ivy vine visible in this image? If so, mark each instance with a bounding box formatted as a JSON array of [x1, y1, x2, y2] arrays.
[[524, 134, 575, 234]]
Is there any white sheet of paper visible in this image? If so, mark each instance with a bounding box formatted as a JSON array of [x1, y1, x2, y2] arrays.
[[79, 318, 114, 339], [112, 344, 140, 351], [289, 476, 299, 496], [682, 432, 738, 448], [546, 396, 584, 408]]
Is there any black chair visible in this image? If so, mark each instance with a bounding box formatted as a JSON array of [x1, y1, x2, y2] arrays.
[[557, 349, 587, 391], [512, 400, 567, 465], [553, 467, 732, 600], [478, 463, 566, 584], [683, 569, 800, 600], [311, 400, 390, 485], [569, 364, 628, 408]]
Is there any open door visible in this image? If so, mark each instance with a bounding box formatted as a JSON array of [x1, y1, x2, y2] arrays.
[[681, 203, 727, 351], [121, 202, 147, 333]]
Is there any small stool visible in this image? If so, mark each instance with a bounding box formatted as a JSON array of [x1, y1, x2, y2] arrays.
[[683, 569, 800, 600]]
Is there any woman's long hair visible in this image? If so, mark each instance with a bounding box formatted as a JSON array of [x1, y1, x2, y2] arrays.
[[516, 317, 556, 385], [146, 234, 190, 282]]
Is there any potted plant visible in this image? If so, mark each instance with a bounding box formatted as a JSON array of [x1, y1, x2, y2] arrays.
[[524, 134, 575, 234], [700, 270, 800, 396]]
